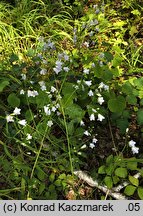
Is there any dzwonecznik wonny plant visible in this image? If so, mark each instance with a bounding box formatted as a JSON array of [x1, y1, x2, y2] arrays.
[[0, 2, 143, 199]]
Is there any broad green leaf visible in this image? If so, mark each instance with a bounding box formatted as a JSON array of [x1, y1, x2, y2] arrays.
[[122, 82, 133, 95], [104, 176, 113, 189], [102, 69, 113, 81], [36, 167, 46, 181], [65, 104, 85, 122], [134, 78, 143, 89], [104, 52, 113, 62], [7, 93, 20, 107], [39, 183, 45, 194], [137, 109, 143, 125], [67, 120, 74, 135], [25, 110, 34, 122], [116, 119, 129, 134], [131, 9, 141, 16], [98, 165, 106, 174], [126, 95, 137, 105], [112, 175, 120, 184], [137, 187, 143, 200], [129, 175, 139, 186], [124, 185, 136, 196], [0, 80, 10, 93], [127, 159, 138, 170], [106, 155, 114, 164], [115, 167, 128, 178], [106, 164, 115, 176], [108, 96, 126, 113], [10, 53, 19, 62], [116, 118, 129, 134], [49, 173, 55, 183]]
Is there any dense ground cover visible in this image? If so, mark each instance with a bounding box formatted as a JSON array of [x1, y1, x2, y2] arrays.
[[0, 0, 143, 200]]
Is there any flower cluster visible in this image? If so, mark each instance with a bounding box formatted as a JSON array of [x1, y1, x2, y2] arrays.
[[128, 140, 139, 154]]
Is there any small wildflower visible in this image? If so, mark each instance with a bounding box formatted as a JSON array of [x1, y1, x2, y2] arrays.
[[95, 9, 100, 14], [81, 144, 87, 149], [92, 138, 98, 143], [18, 119, 27, 126], [129, 140, 136, 148], [41, 85, 46, 91], [27, 90, 38, 97], [99, 53, 105, 58], [6, 115, 14, 123], [13, 107, 21, 115], [83, 68, 90, 74], [26, 134, 32, 140], [132, 146, 139, 154], [89, 113, 95, 121], [51, 106, 57, 112], [126, 128, 129, 133], [47, 120, 53, 127], [73, 35, 77, 43], [20, 89, 25, 95], [84, 130, 91, 136], [97, 96, 104, 105], [21, 74, 26, 80], [63, 53, 69, 61], [44, 105, 51, 116], [89, 143, 95, 149], [97, 114, 105, 121], [89, 31, 94, 37], [99, 61, 103, 67], [47, 40, 55, 49], [84, 80, 92, 87], [50, 86, 57, 93], [80, 120, 85, 126], [128, 140, 139, 154], [92, 108, 97, 113], [88, 90, 94, 97], [98, 82, 109, 91], [63, 66, 70, 72], [83, 41, 89, 48], [40, 68, 47, 75]]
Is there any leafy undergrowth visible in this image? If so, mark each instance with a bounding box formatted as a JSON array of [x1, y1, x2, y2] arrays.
[[0, 0, 143, 200]]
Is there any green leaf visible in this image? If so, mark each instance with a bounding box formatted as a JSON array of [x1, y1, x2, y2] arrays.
[[127, 160, 138, 170], [7, 93, 20, 107], [129, 175, 139, 186], [36, 167, 46, 181], [112, 175, 120, 184], [116, 118, 129, 134], [104, 52, 113, 62], [39, 183, 45, 194], [124, 185, 136, 196], [65, 104, 85, 122], [49, 173, 55, 183], [0, 80, 10, 93], [137, 109, 143, 125], [25, 110, 34, 122], [126, 95, 137, 105], [122, 82, 133, 95], [137, 187, 143, 200], [106, 155, 114, 164], [108, 96, 126, 113], [67, 120, 74, 135], [10, 53, 19, 62], [98, 165, 106, 174], [115, 167, 128, 178], [106, 164, 115, 176], [104, 176, 113, 189]]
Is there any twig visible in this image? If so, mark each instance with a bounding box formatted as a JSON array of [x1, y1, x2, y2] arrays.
[[74, 170, 142, 199], [74, 170, 128, 200]]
